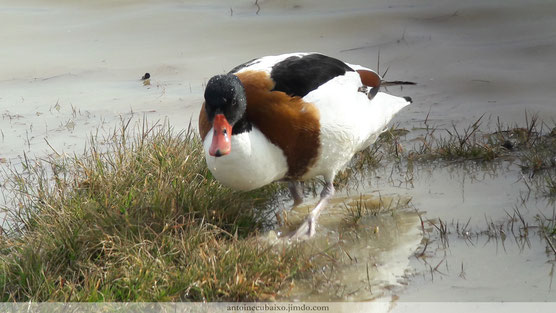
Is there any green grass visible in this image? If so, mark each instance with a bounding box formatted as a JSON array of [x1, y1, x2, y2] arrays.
[[409, 115, 505, 162], [342, 194, 411, 226], [545, 174, 556, 197], [0, 120, 310, 301]]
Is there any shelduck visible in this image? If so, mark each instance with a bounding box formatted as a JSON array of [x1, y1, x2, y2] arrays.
[[198, 52, 411, 239]]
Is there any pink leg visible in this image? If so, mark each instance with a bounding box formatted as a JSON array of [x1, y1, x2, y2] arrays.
[[289, 180, 335, 240]]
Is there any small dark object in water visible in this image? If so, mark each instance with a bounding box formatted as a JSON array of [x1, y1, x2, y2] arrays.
[[501, 140, 514, 150], [142, 73, 151, 80]]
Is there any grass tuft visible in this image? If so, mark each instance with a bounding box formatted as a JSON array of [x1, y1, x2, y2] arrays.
[[0, 120, 309, 301], [342, 194, 411, 226]]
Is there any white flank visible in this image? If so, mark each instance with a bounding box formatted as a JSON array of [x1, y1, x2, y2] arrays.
[[301, 68, 410, 180]]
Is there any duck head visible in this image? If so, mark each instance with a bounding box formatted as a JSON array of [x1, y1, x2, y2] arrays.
[[204, 74, 247, 157]]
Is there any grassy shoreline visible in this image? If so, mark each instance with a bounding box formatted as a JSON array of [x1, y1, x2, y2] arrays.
[[1, 115, 555, 301], [0, 120, 309, 301]]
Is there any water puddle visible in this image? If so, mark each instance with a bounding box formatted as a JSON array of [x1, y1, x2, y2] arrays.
[[405, 232, 556, 302], [263, 194, 422, 302], [263, 159, 556, 303]]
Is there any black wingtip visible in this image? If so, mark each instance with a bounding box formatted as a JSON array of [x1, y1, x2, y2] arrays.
[[403, 96, 413, 103]]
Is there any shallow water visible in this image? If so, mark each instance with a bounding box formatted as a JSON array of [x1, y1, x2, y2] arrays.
[[265, 194, 421, 302], [2, 0, 556, 305], [268, 159, 555, 302], [394, 161, 556, 302]]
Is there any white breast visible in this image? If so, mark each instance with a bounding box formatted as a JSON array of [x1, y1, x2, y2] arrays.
[[203, 127, 288, 191]]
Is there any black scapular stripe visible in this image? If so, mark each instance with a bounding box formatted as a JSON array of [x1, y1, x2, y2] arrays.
[[270, 54, 354, 97]]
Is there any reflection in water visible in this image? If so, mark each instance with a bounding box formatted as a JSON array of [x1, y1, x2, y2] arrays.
[[265, 194, 422, 302], [376, 161, 556, 302]]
